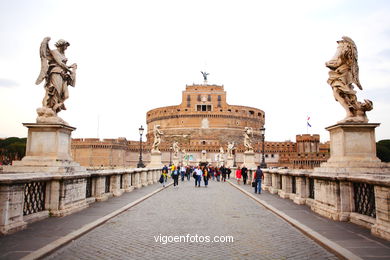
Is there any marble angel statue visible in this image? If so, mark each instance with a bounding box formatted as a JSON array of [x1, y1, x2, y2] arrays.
[[325, 36, 372, 123], [35, 37, 77, 124]]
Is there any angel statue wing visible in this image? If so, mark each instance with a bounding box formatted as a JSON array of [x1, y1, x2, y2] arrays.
[[343, 36, 363, 90], [35, 37, 52, 85]]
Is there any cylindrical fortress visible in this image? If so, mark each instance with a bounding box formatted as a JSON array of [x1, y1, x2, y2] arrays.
[[146, 84, 264, 151]]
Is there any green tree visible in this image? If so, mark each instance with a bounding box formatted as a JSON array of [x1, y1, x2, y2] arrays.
[[0, 137, 27, 163], [377, 139, 390, 162]]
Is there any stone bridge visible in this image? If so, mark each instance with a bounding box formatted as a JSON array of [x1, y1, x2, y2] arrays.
[[1, 168, 390, 259]]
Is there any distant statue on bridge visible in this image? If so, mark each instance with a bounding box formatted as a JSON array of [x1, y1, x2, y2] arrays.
[[244, 127, 254, 153], [325, 36, 373, 123], [172, 141, 180, 158], [227, 141, 235, 158], [35, 37, 77, 125], [151, 125, 163, 152], [201, 71, 209, 81]]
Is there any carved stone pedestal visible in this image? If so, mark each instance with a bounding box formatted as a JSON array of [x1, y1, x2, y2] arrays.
[[226, 157, 234, 168], [243, 151, 256, 168], [2, 123, 88, 223], [172, 157, 180, 167], [5, 123, 85, 174], [148, 151, 163, 168], [321, 123, 381, 169]]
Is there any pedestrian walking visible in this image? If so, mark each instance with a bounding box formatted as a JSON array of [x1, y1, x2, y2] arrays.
[[180, 165, 186, 181], [160, 165, 168, 187], [203, 166, 210, 187], [241, 165, 248, 185], [209, 166, 215, 181], [253, 166, 264, 194], [236, 166, 242, 185], [221, 165, 227, 182], [215, 167, 221, 182], [227, 167, 231, 179], [194, 165, 203, 187], [163, 165, 169, 181], [171, 168, 179, 187], [186, 166, 192, 181]]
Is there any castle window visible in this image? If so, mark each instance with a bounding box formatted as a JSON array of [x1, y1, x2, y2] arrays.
[[258, 112, 261, 117], [217, 95, 221, 107], [202, 141, 206, 145], [197, 95, 201, 101], [208, 95, 211, 101], [249, 110, 254, 115], [228, 109, 231, 112], [197, 104, 212, 111], [187, 95, 191, 101]]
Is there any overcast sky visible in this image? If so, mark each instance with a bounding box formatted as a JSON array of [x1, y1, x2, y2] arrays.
[[1, 0, 389, 143]]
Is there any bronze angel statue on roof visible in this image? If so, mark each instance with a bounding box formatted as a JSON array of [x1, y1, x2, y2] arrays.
[[35, 37, 77, 124], [325, 36, 372, 123]]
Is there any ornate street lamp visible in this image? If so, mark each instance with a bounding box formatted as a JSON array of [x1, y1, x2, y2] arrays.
[[169, 146, 173, 166], [137, 125, 145, 168], [260, 127, 267, 168]]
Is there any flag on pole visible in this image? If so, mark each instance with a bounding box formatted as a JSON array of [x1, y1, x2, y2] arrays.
[[307, 116, 312, 127]]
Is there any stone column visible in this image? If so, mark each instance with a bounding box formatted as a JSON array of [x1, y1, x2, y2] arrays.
[[263, 170, 272, 190], [141, 170, 148, 187], [52, 178, 88, 217], [293, 175, 307, 205], [372, 186, 390, 240], [0, 184, 26, 234], [134, 172, 142, 189], [95, 176, 108, 201], [147, 170, 153, 185], [123, 173, 134, 192], [279, 174, 291, 199], [111, 175, 124, 197], [270, 172, 279, 194]]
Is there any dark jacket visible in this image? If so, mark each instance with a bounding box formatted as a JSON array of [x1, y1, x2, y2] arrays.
[[254, 169, 263, 180]]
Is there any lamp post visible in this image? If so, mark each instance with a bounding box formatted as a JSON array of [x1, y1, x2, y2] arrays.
[[169, 146, 173, 166], [233, 148, 237, 167], [137, 125, 145, 168], [260, 127, 267, 168]]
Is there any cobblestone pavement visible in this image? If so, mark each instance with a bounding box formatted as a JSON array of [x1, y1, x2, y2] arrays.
[[45, 179, 338, 260]]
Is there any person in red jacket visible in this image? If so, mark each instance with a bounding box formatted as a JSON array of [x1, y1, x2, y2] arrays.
[[235, 166, 242, 185]]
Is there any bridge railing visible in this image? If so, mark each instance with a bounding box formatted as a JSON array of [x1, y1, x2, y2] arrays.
[[262, 168, 390, 241], [0, 167, 161, 235]]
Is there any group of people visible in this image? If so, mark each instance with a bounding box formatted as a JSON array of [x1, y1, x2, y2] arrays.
[[160, 164, 264, 194]]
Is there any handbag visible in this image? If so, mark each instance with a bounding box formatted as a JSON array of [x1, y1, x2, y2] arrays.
[[159, 175, 164, 183], [251, 181, 256, 187]]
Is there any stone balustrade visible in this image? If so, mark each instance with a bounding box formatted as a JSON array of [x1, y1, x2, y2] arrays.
[[262, 168, 390, 241], [0, 167, 161, 235]]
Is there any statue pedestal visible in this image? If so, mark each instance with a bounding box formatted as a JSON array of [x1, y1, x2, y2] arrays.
[[3, 123, 88, 219], [243, 151, 256, 168], [321, 123, 382, 169], [172, 157, 180, 167], [148, 151, 163, 168], [6, 123, 85, 173], [226, 157, 234, 168]]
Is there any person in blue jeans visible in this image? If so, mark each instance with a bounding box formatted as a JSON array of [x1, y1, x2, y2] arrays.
[[253, 166, 264, 194], [194, 165, 203, 187]]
